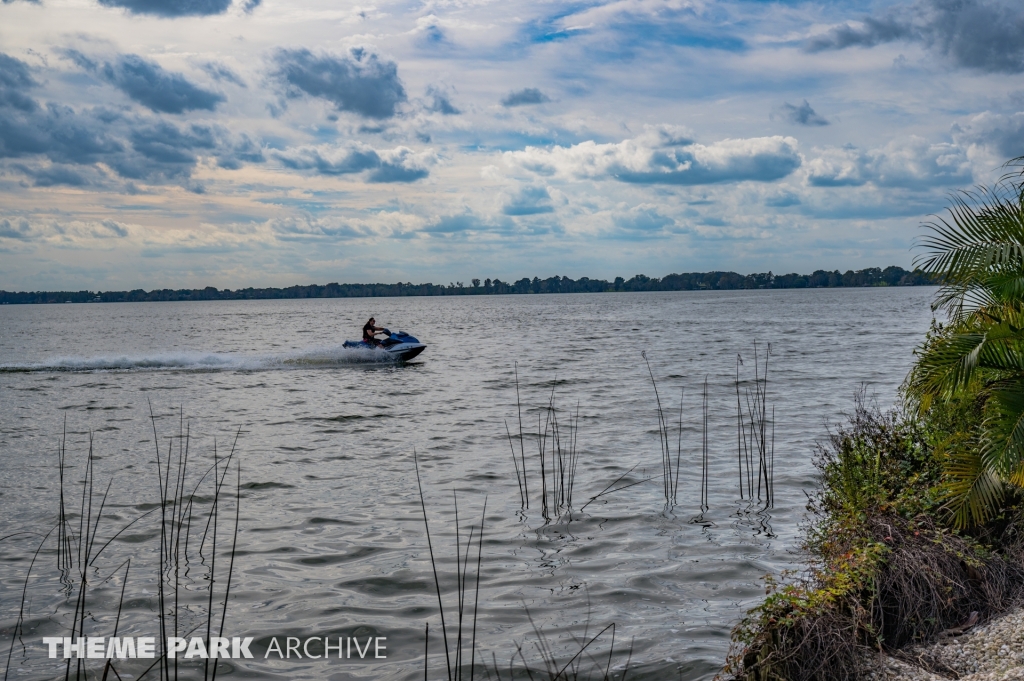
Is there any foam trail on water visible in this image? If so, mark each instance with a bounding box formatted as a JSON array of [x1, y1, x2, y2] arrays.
[[0, 344, 400, 373]]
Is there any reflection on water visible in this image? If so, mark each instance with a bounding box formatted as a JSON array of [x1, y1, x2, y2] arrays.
[[0, 288, 936, 679]]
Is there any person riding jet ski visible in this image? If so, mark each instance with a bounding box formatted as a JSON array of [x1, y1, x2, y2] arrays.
[[344, 317, 427, 361], [362, 317, 386, 347]]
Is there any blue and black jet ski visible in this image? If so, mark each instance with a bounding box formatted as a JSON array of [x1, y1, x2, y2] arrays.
[[343, 329, 426, 362]]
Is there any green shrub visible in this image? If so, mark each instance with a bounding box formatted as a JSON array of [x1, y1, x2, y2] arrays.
[[727, 397, 1024, 681]]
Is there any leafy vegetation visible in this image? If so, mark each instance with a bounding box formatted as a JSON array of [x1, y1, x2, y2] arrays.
[[728, 158, 1024, 680], [727, 396, 1024, 681], [908, 159, 1024, 527]]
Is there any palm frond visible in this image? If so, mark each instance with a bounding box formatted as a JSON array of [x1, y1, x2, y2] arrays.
[[941, 444, 1004, 529], [917, 190, 1024, 278], [981, 378, 1024, 478], [911, 166, 1024, 528], [909, 331, 989, 398]]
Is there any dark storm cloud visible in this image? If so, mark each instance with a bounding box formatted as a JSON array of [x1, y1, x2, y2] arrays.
[[199, 61, 246, 87], [216, 133, 264, 169], [0, 103, 123, 166], [273, 144, 430, 183], [426, 86, 460, 115], [13, 163, 98, 187], [0, 218, 32, 240], [780, 100, 829, 126], [97, 0, 233, 17], [60, 49, 225, 113], [271, 48, 407, 119], [0, 53, 262, 187], [0, 53, 39, 112], [99, 54, 225, 113], [502, 185, 554, 215], [116, 121, 217, 178], [924, 0, 1024, 72], [116, 121, 263, 183], [276, 146, 381, 175], [806, 15, 911, 51], [367, 161, 428, 183], [501, 88, 550, 107], [807, 0, 1024, 73]]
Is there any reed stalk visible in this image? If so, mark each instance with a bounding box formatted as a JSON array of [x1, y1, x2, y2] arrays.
[[3, 407, 243, 681]]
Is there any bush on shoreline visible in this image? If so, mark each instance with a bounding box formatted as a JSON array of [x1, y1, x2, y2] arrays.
[[726, 395, 1024, 681], [727, 157, 1024, 681]]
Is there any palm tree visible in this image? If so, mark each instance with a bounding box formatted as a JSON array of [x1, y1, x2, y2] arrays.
[[909, 159, 1024, 527]]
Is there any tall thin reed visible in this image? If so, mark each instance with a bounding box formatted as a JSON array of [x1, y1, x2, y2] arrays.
[[515, 363, 529, 507], [414, 450, 487, 680], [736, 343, 775, 506], [413, 452, 630, 680], [641, 351, 683, 508], [3, 408, 244, 681], [507, 378, 585, 520], [700, 375, 709, 514]]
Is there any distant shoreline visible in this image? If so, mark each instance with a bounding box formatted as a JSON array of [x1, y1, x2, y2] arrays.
[[0, 266, 937, 304]]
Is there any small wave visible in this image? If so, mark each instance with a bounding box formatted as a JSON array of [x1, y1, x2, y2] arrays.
[[0, 345, 404, 373]]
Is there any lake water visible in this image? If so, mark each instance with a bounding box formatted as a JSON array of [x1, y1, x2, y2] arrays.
[[0, 288, 936, 680]]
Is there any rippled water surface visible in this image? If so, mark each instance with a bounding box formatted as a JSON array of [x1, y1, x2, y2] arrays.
[[0, 289, 936, 680]]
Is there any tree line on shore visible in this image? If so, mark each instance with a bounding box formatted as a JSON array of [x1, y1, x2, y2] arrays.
[[0, 265, 937, 304]]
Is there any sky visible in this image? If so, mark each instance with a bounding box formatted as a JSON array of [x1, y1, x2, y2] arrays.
[[1, 0, 1024, 290]]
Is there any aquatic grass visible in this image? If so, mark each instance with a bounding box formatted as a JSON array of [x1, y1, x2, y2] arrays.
[[699, 376, 709, 518], [1, 407, 244, 681], [642, 351, 701, 515], [515, 363, 529, 508], [641, 355, 712, 520], [640, 344, 777, 520], [4, 525, 58, 681], [413, 451, 632, 680], [642, 351, 680, 507], [501, 611, 632, 681], [735, 343, 775, 507], [504, 372, 587, 520], [414, 450, 487, 681], [579, 463, 654, 512], [512, 350, 782, 520]]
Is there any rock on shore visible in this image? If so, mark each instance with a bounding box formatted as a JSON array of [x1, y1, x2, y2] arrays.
[[863, 608, 1024, 681]]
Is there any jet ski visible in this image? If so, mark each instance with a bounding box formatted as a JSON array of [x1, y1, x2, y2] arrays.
[[343, 329, 426, 362]]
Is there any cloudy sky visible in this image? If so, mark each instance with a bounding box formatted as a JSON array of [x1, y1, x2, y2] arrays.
[[1, 0, 1023, 289]]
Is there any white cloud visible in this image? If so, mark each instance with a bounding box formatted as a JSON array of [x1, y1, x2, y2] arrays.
[[951, 111, 1024, 165], [2, 0, 1022, 286], [504, 127, 801, 185], [805, 137, 971, 189]]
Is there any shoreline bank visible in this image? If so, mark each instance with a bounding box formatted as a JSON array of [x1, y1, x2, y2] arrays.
[[863, 605, 1024, 681]]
